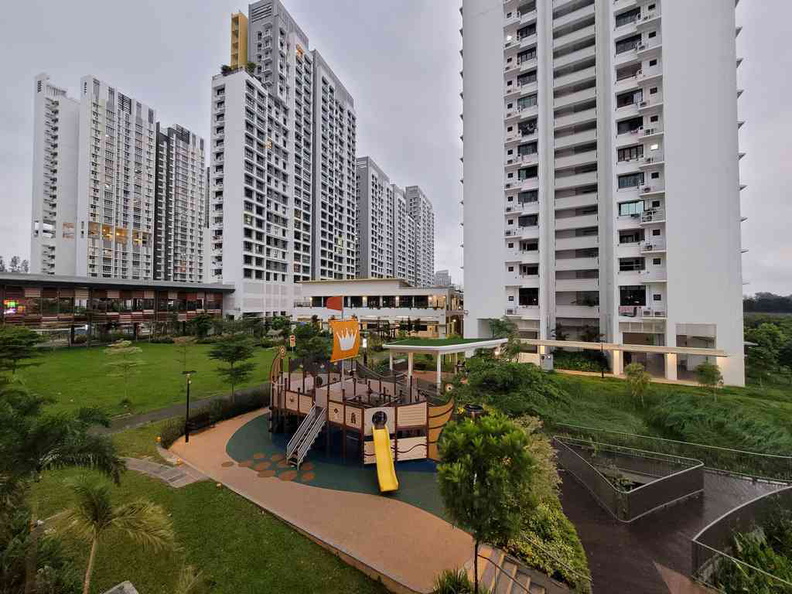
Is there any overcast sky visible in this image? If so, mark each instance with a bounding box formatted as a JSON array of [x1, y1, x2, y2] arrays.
[[0, 1, 786, 295]]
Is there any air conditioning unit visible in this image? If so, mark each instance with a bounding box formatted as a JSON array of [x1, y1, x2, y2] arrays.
[[644, 128, 655, 135], [638, 101, 649, 108], [506, 207, 513, 212], [506, 308, 516, 315], [645, 156, 654, 163], [642, 186, 653, 193], [644, 243, 653, 251], [636, 43, 647, 51]]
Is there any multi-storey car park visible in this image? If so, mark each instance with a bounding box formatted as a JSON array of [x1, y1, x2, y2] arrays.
[[462, 0, 746, 385]]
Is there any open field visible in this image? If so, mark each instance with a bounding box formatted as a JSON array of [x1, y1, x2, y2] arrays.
[[18, 343, 279, 416]]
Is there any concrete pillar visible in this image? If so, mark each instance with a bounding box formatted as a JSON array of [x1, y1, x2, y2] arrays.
[[407, 352, 414, 378], [612, 350, 623, 376], [665, 353, 678, 381], [389, 351, 394, 371], [436, 353, 443, 391]]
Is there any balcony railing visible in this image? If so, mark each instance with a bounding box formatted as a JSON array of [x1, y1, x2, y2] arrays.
[[641, 240, 666, 252], [618, 306, 666, 318], [641, 208, 665, 222]]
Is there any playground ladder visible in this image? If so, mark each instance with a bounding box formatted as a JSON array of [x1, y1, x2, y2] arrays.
[[286, 405, 326, 469]]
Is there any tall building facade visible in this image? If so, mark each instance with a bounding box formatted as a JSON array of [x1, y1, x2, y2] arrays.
[[356, 157, 435, 286], [406, 185, 436, 287], [462, 0, 745, 385], [154, 125, 206, 282], [311, 50, 357, 280], [211, 1, 358, 316], [31, 74, 158, 280]]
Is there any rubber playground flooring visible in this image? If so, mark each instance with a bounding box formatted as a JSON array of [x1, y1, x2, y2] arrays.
[[225, 413, 447, 519]]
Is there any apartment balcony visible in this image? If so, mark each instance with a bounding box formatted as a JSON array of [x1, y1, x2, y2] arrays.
[[505, 57, 538, 77], [554, 191, 598, 210], [637, 9, 661, 31], [505, 103, 539, 121], [556, 235, 598, 250], [552, 25, 595, 51], [617, 269, 643, 284], [639, 153, 665, 168], [636, 38, 663, 58], [554, 86, 597, 110], [618, 305, 666, 319], [555, 213, 599, 231], [555, 256, 599, 271], [640, 240, 666, 253], [505, 304, 541, 320], [555, 171, 598, 191], [554, 107, 597, 130], [505, 200, 539, 215], [505, 273, 540, 288], [640, 268, 667, 283], [554, 151, 597, 170], [556, 278, 598, 292], [613, 0, 639, 11], [505, 225, 540, 240], [640, 208, 665, 224], [506, 250, 540, 265], [556, 304, 600, 319], [639, 185, 665, 198], [553, 43, 596, 69], [553, 2, 595, 29], [505, 178, 539, 192], [505, 129, 539, 144], [505, 152, 539, 168], [616, 242, 642, 258], [555, 128, 597, 150], [554, 66, 596, 90], [505, 80, 539, 98], [637, 97, 664, 113]]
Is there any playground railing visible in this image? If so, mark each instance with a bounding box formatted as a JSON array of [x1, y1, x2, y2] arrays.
[[549, 422, 792, 483], [691, 486, 792, 592]]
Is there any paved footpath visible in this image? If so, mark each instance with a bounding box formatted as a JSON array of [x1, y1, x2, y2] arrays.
[[170, 410, 473, 594], [124, 453, 207, 489]]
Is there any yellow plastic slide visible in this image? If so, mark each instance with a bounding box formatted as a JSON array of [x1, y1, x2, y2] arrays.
[[372, 427, 399, 493]]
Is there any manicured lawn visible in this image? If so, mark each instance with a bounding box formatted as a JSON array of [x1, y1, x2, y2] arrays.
[[30, 424, 388, 594], [19, 343, 279, 416]]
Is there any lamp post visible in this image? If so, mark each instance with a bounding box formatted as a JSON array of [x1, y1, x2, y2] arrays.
[[183, 370, 197, 443]]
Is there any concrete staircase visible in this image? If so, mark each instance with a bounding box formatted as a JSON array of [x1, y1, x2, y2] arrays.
[[466, 544, 569, 594]]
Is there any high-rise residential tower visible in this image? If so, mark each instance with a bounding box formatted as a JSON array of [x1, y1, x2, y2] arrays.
[[406, 185, 436, 287], [311, 50, 357, 280], [154, 124, 206, 282], [356, 157, 435, 286], [31, 74, 157, 280], [462, 0, 745, 385]]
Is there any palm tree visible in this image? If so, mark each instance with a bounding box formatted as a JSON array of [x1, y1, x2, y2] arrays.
[[59, 476, 175, 594]]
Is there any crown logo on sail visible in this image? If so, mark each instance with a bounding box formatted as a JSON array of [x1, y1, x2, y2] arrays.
[[337, 328, 357, 351]]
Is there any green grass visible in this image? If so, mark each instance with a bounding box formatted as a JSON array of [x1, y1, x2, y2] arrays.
[[386, 337, 496, 347], [18, 343, 279, 416], [32, 422, 388, 594]]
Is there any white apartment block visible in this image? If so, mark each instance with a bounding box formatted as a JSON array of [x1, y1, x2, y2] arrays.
[[462, 0, 745, 385], [31, 74, 157, 280], [208, 70, 294, 316], [356, 157, 436, 287], [406, 185, 436, 287], [356, 156, 395, 278], [154, 125, 206, 283], [311, 50, 358, 280]]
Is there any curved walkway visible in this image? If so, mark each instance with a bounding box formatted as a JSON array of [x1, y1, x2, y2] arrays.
[[169, 409, 472, 594]]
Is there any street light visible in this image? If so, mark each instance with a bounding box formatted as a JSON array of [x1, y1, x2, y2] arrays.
[[183, 370, 197, 443]]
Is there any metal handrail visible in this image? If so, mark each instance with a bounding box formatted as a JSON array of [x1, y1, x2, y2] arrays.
[[552, 422, 792, 482], [516, 535, 594, 588], [294, 410, 325, 469], [286, 405, 318, 460], [476, 553, 530, 594], [692, 541, 792, 592]]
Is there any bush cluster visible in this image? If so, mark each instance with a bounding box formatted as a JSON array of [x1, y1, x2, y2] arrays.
[[552, 350, 607, 373]]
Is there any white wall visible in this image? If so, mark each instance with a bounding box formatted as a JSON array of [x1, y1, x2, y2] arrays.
[[462, 0, 507, 337], [662, 0, 745, 385]]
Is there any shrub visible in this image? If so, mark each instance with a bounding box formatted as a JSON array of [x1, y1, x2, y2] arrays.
[[150, 336, 175, 344], [431, 569, 488, 594], [72, 334, 88, 345], [553, 350, 606, 373]]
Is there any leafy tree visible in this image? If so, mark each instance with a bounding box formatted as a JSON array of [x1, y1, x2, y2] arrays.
[[438, 413, 537, 593], [246, 61, 257, 74], [624, 362, 651, 407], [104, 340, 143, 408], [20, 260, 28, 273], [270, 315, 291, 335], [8, 256, 20, 273], [0, 256, 5, 272], [292, 323, 331, 362], [209, 336, 256, 401], [59, 476, 174, 594], [0, 327, 44, 375], [747, 344, 778, 387], [173, 336, 195, 374], [695, 361, 723, 401], [487, 317, 521, 359], [579, 325, 602, 343], [220, 64, 233, 74], [189, 313, 214, 339]]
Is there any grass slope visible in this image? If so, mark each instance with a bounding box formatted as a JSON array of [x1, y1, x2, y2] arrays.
[[18, 343, 278, 416]]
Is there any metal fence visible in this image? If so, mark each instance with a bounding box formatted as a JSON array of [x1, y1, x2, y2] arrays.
[[692, 487, 792, 592], [554, 436, 704, 523], [550, 422, 792, 483]]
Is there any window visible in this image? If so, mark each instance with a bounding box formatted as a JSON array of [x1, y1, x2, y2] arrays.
[[650, 115, 659, 123], [617, 117, 643, 134], [618, 172, 645, 189], [618, 145, 644, 162], [650, 87, 659, 95], [653, 294, 662, 301], [508, 266, 514, 272], [652, 258, 662, 265], [518, 166, 538, 181], [518, 142, 538, 156], [518, 214, 538, 227], [508, 242, 514, 248], [616, 34, 641, 54], [620, 230, 644, 244], [519, 287, 539, 306], [652, 200, 661, 207], [616, 8, 640, 27], [619, 200, 644, 216], [518, 190, 538, 203], [651, 172, 660, 179], [652, 229, 661, 236], [649, 59, 658, 66], [620, 286, 646, 306], [518, 94, 538, 109], [617, 89, 643, 107], [620, 257, 645, 272], [518, 71, 537, 86], [648, 31, 657, 39]]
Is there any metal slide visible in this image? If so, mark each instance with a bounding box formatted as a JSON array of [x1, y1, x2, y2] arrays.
[[372, 427, 399, 493]]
